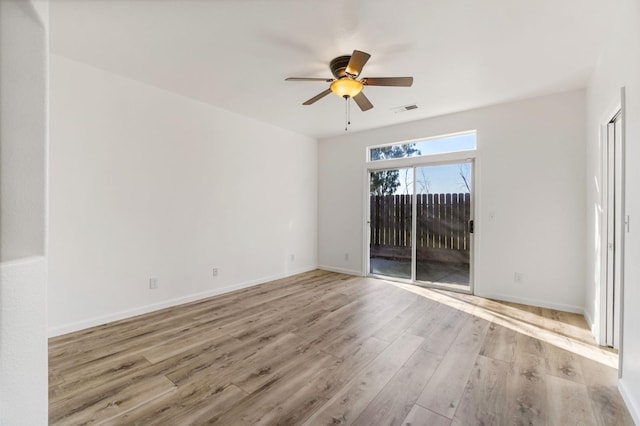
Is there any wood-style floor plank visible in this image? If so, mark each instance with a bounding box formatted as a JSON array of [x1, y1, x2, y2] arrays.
[[416, 316, 490, 418], [102, 383, 247, 426], [402, 405, 451, 426], [352, 347, 442, 425], [417, 305, 469, 355], [505, 352, 547, 425], [49, 354, 153, 404], [211, 351, 338, 425], [480, 323, 517, 363], [546, 374, 599, 426], [544, 341, 586, 385], [48, 270, 632, 425], [50, 375, 176, 425], [302, 333, 424, 425], [451, 355, 509, 425], [579, 356, 636, 426]]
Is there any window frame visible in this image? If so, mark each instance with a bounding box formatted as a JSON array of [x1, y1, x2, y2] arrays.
[[366, 130, 477, 163]]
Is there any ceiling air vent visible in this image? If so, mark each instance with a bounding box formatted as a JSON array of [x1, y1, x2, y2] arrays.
[[391, 104, 418, 113]]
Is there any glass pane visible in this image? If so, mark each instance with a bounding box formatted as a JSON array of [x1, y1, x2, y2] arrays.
[[369, 167, 413, 280], [415, 162, 471, 286], [369, 132, 476, 162]]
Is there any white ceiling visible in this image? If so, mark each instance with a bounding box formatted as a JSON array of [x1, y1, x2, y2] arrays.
[[50, 0, 613, 139]]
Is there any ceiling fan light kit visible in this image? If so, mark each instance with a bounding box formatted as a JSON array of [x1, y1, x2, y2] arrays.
[[285, 49, 414, 130], [330, 78, 363, 98]]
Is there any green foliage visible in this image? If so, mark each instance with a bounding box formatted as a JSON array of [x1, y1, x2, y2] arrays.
[[370, 170, 400, 195], [369, 144, 420, 195]]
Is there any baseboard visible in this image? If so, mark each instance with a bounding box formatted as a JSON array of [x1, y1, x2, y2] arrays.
[[475, 292, 584, 315], [619, 378, 640, 425], [583, 308, 594, 332], [48, 265, 317, 337], [317, 265, 363, 276], [582, 308, 603, 345]]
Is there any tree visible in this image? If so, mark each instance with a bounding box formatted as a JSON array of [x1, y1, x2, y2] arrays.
[[369, 144, 421, 195], [370, 169, 400, 195], [416, 168, 431, 194], [458, 163, 471, 192]]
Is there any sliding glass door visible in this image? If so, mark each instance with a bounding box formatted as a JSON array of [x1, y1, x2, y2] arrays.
[[368, 167, 413, 280], [368, 160, 473, 291]]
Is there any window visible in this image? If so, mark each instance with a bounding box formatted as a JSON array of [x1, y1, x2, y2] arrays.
[[368, 131, 476, 162]]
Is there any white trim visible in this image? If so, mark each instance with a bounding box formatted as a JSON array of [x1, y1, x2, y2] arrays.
[[47, 266, 317, 337], [583, 308, 596, 336], [597, 92, 626, 362], [475, 292, 585, 315], [618, 86, 626, 376], [365, 149, 476, 172], [469, 158, 477, 295], [317, 265, 363, 276], [410, 169, 417, 282], [363, 165, 371, 277], [599, 120, 609, 345], [619, 379, 640, 425], [594, 88, 628, 350]]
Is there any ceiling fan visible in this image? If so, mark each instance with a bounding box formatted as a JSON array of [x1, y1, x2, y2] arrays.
[[285, 50, 413, 112]]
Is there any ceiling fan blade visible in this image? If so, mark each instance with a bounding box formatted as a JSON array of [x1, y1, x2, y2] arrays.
[[286, 77, 334, 82], [353, 92, 373, 111], [303, 88, 332, 105], [345, 50, 371, 77], [362, 77, 414, 87]]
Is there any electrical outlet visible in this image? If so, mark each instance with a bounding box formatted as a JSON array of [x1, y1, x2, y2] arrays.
[[290, 254, 295, 262], [212, 268, 218, 277], [514, 272, 523, 284], [344, 253, 349, 261], [149, 278, 158, 289]]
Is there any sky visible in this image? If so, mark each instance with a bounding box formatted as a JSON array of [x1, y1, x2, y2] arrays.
[[411, 132, 476, 157], [397, 162, 471, 195]]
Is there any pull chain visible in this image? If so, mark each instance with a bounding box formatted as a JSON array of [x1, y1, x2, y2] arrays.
[[344, 96, 348, 131], [344, 96, 352, 131]]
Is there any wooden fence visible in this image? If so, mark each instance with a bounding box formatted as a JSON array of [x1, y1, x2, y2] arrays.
[[370, 193, 471, 263]]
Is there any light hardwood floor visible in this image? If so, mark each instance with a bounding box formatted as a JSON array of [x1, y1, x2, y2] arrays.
[[49, 270, 634, 425]]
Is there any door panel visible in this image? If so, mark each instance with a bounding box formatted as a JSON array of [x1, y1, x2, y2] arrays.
[[415, 163, 471, 286], [369, 168, 413, 280]]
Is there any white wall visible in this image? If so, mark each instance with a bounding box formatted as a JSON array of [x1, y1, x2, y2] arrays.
[[319, 90, 586, 312], [49, 55, 318, 335], [0, 258, 48, 425], [0, 0, 49, 424], [0, 0, 47, 262], [585, 0, 640, 421]]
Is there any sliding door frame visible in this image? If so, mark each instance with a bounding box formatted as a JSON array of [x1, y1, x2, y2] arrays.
[[364, 150, 477, 294]]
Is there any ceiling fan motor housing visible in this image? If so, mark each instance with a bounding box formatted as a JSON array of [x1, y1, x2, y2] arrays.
[[330, 55, 353, 79]]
